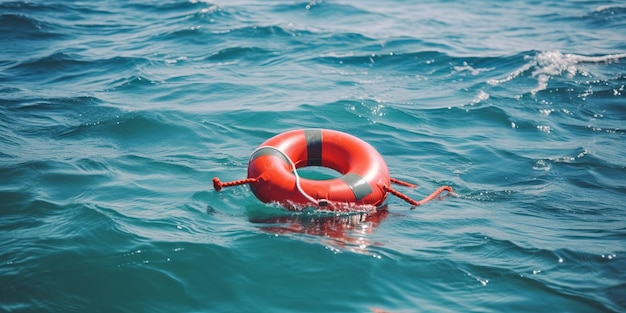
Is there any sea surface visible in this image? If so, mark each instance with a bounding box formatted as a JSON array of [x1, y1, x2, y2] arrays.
[[1, 0, 625, 312]]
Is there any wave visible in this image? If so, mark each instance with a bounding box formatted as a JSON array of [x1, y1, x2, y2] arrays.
[[314, 50, 451, 69], [487, 51, 626, 95], [0, 14, 64, 40], [204, 46, 278, 64], [584, 5, 626, 29], [105, 73, 157, 92], [271, 1, 372, 16], [0, 1, 115, 39], [4, 52, 152, 90], [120, 0, 218, 17], [426, 225, 625, 310]]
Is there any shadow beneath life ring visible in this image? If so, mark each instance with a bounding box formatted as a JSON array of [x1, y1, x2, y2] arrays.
[[249, 206, 389, 253]]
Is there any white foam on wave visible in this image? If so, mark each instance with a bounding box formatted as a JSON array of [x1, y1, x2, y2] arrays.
[[488, 51, 626, 95], [471, 90, 490, 104], [454, 61, 494, 75]]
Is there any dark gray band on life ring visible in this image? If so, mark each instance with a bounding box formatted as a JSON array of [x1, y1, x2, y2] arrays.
[[340, 172, 373, 201], [250, 147, 290, 166], [304, 129, 322, 166]]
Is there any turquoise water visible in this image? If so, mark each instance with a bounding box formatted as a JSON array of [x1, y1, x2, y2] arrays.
[[1, 0, 625, 312]]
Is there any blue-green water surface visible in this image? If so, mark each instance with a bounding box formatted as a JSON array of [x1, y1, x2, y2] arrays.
[[1, 1, 625, 312]]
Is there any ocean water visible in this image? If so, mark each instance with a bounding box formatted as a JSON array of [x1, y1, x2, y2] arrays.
[[1, 0, 625, 312]]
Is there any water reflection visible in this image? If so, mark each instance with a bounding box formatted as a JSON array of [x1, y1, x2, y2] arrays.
[[249, 206, 389, 254]]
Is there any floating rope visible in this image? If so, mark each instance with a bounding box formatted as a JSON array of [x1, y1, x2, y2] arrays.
[[389, 177, 418, 188], [385, 184, 455, 209], [212, 177, 256, 191]]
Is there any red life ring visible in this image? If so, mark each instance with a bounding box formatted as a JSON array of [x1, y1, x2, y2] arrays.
[[246, 129, 390, 210]]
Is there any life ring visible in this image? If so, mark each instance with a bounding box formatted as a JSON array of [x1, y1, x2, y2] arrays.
[[212, 129, 454, 211], [246, 129, 390, 210]]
